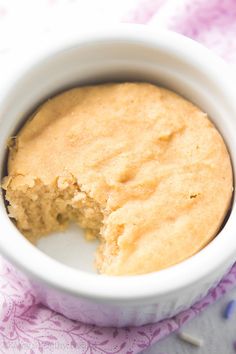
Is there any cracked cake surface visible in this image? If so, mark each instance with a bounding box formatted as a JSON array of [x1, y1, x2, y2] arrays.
[[2, 83, 233, 275]]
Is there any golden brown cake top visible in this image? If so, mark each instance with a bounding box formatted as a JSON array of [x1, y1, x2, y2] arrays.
[[5, 83, 233, 275]]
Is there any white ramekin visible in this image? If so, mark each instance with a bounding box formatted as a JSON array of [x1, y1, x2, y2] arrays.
[[0, 25, 235, 327]]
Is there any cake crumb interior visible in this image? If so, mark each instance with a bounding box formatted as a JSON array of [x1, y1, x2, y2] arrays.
[[3, 174, 103, 241]]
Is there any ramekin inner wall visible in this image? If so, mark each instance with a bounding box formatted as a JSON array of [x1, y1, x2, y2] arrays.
[[1, 38, 235, 235], [0, 39, 234, 155]]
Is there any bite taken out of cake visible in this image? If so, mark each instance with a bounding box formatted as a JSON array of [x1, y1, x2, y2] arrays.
[[2, 83, 233, 275]]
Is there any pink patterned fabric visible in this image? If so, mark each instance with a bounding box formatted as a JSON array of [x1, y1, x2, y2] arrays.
[[0, 0, 236, 353], [0, 259, 236, 353]]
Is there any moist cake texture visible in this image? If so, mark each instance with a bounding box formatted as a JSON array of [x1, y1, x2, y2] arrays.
[[2, 83, 233, 275]]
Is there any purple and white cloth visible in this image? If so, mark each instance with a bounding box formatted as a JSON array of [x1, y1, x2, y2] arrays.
[[0, 0, 235, 353]]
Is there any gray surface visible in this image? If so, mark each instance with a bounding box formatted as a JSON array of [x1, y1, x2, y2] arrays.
[[143, 286, 236, 354]]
